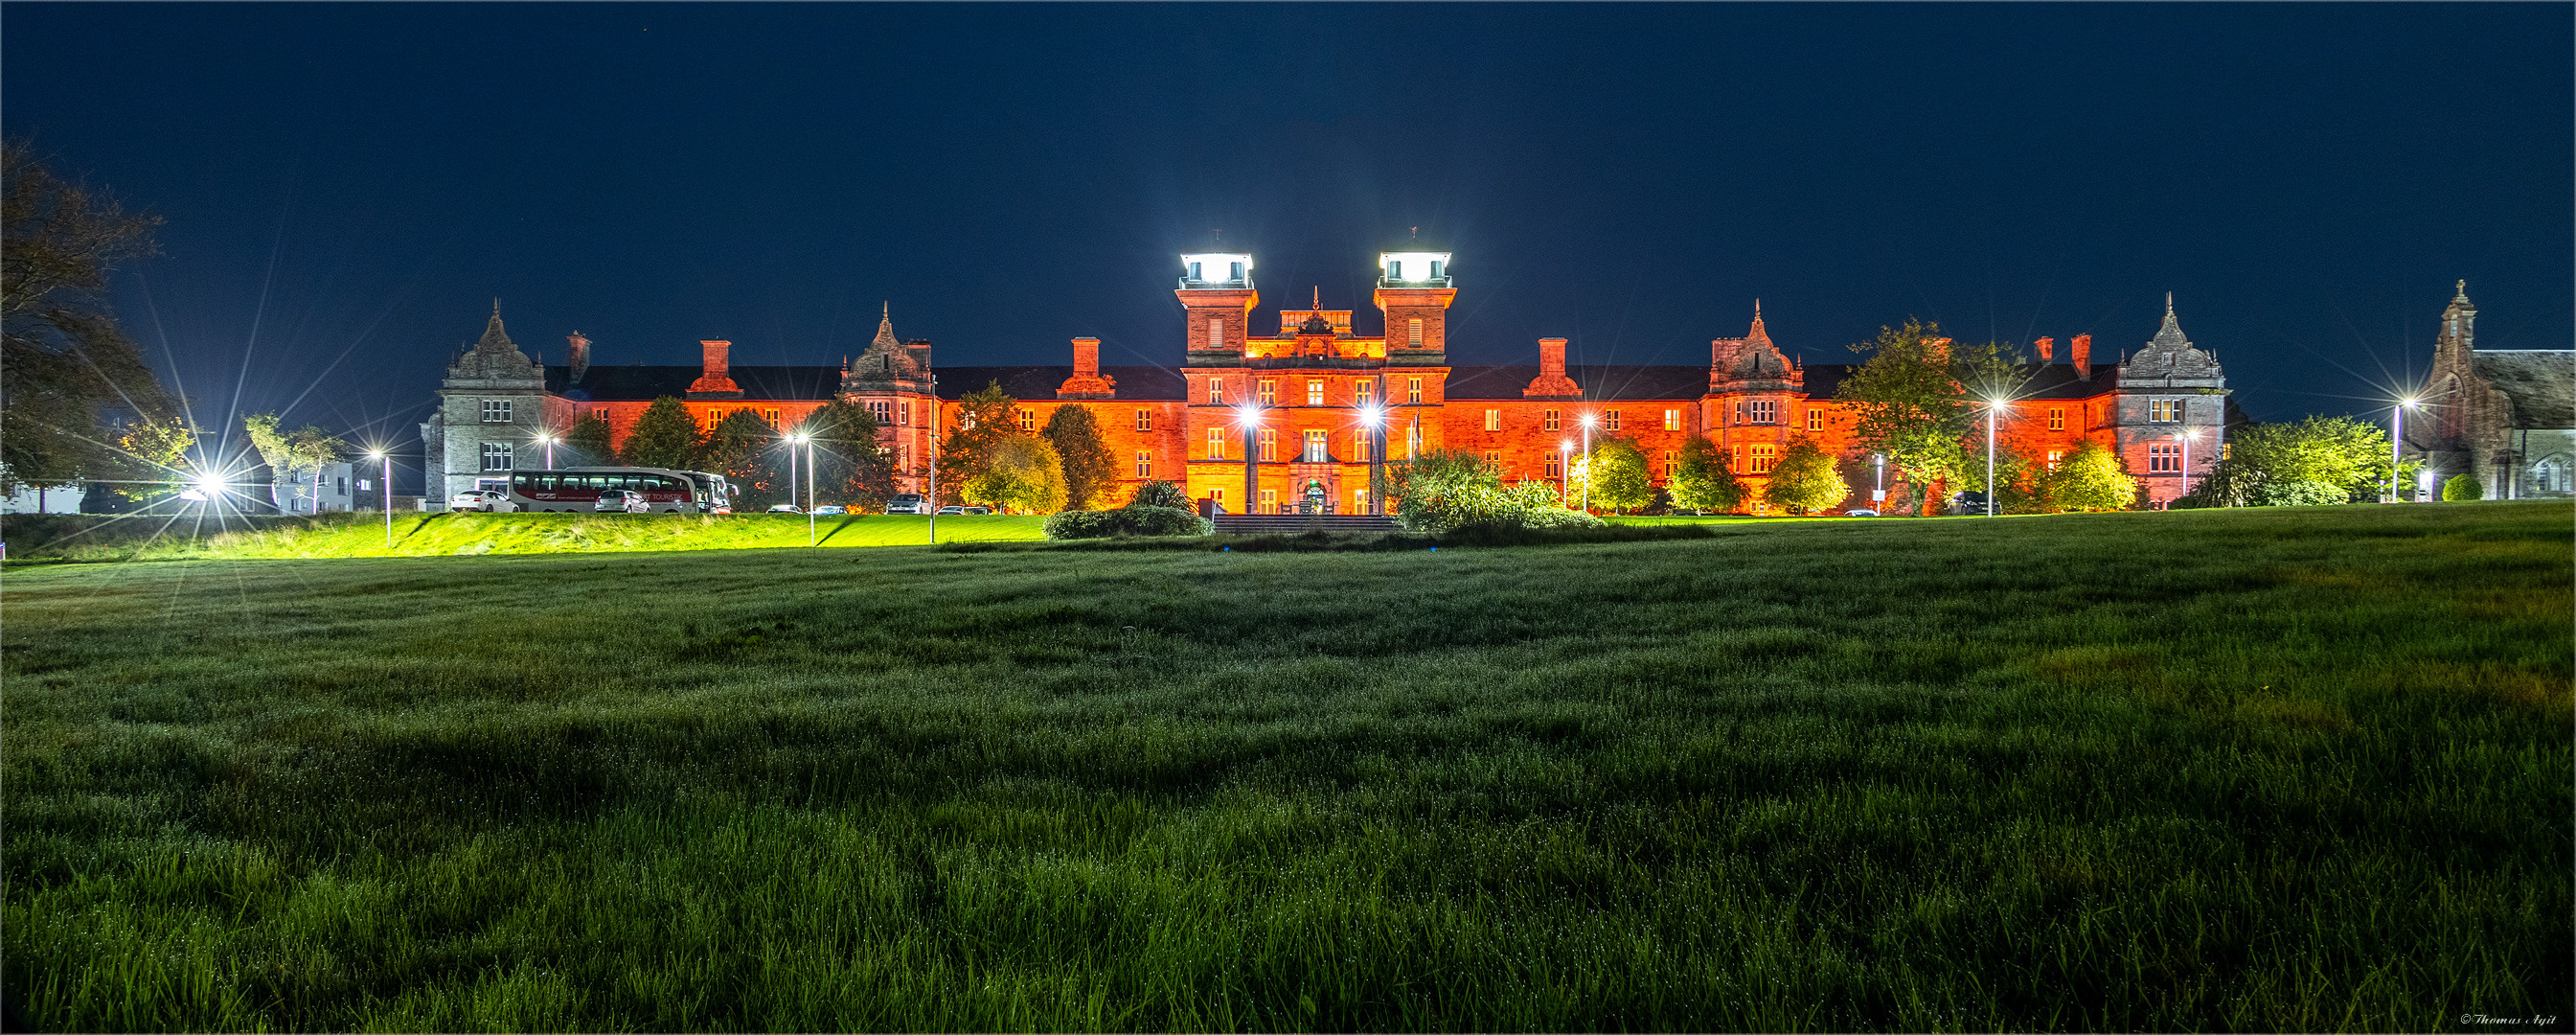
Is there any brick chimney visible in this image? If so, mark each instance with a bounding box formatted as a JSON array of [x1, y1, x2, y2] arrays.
[[1057, 336, 1116, 399], [2068, 334, 2092, 380], [2034, 335, 2054, 363], [566, 332, 591, 385], [1523, 337, 1582, 399], [688, 338, 743, 398]]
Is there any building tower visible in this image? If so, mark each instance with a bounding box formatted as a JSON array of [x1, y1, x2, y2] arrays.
[[2112, 292, 2228, 507], [1375, 243, 1453, 361], [1178, 249, 1258, 366], [422, 300, 555, 500]]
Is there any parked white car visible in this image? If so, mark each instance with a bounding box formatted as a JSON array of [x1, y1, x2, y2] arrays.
[[447, 490, 513, 513]]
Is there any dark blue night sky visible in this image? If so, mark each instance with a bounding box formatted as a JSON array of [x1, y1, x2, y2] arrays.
[[6, 3, 2568, 469]]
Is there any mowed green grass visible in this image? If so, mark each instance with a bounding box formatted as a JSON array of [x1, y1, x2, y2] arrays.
[[3, 502, 2567, 1031], [8, 511, 1049, 563]]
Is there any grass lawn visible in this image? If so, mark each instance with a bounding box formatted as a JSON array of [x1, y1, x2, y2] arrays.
[[4, 502, 2567, 1030], [2, 512, 1049, 563]]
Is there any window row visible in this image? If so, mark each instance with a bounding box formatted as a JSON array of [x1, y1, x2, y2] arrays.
[[1204, 428, 1378, 462], [1205, 378, 1420, 404]]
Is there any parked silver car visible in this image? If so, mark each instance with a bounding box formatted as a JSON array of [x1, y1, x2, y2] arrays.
[[596, 490, 649, 514], [447, 490, 513, 513]]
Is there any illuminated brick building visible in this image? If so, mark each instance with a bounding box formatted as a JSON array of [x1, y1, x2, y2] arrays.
[[426, 253, 2235, 511]]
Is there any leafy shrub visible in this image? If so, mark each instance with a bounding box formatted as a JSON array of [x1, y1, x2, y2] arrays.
[[2443, 473, 2484, 501], [2249, 479, 2348, 507], [1042, 503, 1211, 540], [1381, 449, 1606, 535]]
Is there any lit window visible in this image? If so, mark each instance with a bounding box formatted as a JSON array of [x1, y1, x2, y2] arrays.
[[1749, 400, 1780, 425], [1485, 409, 1501, 431], [1749, 444, 1778, 473], [1136, 451, 1153, 478], [1544, 409, 1561, 431], [1260, 380, 1277, 404], [592, 407, 608, 422], [1208, 427, 1227, 460], [2150, 400, 2180, 423], [1607, 410, 1624, 432], [1308, 380, 1325, 406], [1407, 378, 1423, 403], [2047, 407, 2065, 431], [1302, 430, 1329, 462], [1806, 408, 1823, 431], [1259, 428, 1277, 461], [1354, 489, 1370, 512], [2044, 450, 2064, 469], [1260, 489, 1278, 513], [1407, 318, 1424, 347], [1136, 409, 1152, 431], [2149, 443, 2181, 472], [1207, 317, 1225, 349], [1017, 408, 1036, 432], [480, 442, 514, 472], [1210, 488, 1225, 506], [868, 400, 893, 424], [481, 400, 512, 423], [1208, 379, 1225, 404], [764, 408, 780, 426], [1356, 381, 1374, 406], [1664, 409, 1681, 431], [1351, 432, 1372, 461], [1483, 449, 1501, 472], [1544, 453, 1562, 478]]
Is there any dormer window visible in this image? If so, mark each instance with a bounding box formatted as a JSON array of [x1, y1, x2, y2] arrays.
[[1189, 262, 1202, 281], [1428, 261, 1444, 280], [1387, 260, 1402, 281], [1229, 262, 1244, 281]]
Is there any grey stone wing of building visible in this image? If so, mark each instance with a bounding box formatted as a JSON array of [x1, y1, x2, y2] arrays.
[[2473, 352, 2576, 430]]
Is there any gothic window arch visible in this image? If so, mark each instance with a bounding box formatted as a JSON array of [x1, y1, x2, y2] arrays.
[[2532, 453, 2571, 494]]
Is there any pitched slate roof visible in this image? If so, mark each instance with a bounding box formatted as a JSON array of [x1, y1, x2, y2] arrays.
[[546, 365, 842, 402], [931, 366, 1190, 402], [1443, 365, 1713, 401], [2474, 351, 2576, 429]]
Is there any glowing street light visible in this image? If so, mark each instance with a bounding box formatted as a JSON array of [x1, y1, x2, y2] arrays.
[[1237, 402, 1263, 514], [1357, 402, 1386, 516], [1984, 398, 2008, 517], [533, 431, 558, 471], [367, 449, 392, 547], [2176, 426, 2201, 504], [2390, 397, 2420, 502], [1579, 413, 1597, 514], [786, 430, 816, 545]]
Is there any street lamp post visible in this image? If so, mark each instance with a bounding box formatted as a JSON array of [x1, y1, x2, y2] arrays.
[[1559, 442, 1573, 508], [1360, 403, 1385, 517], [1240, 403, 1261, 515], [1579, 413, 1595, 514], [1985, 400, 2002, 517], [369, 449, 391, 548], [787, 431, 815, 545], [535, 433, 557, 471], [1873, 452, 1886, 510], [927, 373, 940, 542], [2390, 398, 2418, 502]]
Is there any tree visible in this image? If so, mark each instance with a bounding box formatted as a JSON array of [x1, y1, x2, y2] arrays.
[[1960, 437, 2044, 514], [1574, 438, 1653, 514], [87, 413, 194, 510], [793, 401, 896, 509], [1762, 435, 1851, 515], [2, 140, 173, 494], [2036, 439, 2137, 512], [961, 434, 1066, 514], [561, 413, 616, 467], [936, 380, 1018, 505], [242, 413, 343, 515], [1834, 320, 2022, 516], [1667, 435, 1744, 515], [619, 396, 700, 471], [1128, 480, 1189, 510], [2443, 473, 2484, 501], [1040, 403, 1119, 510], [696, 409, 776, 504], [2181, 416, 2388, 507]]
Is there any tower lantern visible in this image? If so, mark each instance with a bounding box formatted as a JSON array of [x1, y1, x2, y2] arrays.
[[1375, 242, 1454, 359], [1177, 250, 1258, 359]]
